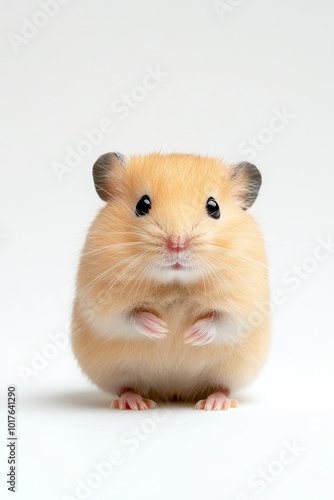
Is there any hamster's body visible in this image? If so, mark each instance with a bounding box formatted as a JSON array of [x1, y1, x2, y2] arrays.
[[72, 153, 270, 410]]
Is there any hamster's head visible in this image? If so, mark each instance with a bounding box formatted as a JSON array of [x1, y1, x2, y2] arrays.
[[88, 152, 263, 286]]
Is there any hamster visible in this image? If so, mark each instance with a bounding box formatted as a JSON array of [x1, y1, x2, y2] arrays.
[[71, 153, 270, 410]]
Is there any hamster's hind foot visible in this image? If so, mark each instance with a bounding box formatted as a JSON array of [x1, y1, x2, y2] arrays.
[[111, 390, 158, 410], [195, 391, 239, 411]]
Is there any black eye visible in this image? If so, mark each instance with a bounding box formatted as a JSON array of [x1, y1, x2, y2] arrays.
[[206, 197, 220, 219], [135, 195, 151, 217]]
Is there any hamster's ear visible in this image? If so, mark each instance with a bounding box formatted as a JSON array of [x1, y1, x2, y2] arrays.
[[230, 162, 262, 210], [92, 152, 126, 201]]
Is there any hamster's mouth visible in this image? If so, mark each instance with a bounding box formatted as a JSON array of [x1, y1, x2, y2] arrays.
[[157, 259, 200, 282], [171, 263, 182, 270], [161, 261, 191, 271], [159, 253, 196, 277]]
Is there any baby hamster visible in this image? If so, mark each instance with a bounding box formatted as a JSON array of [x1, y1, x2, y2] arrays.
[[71, 153, 270, 410]]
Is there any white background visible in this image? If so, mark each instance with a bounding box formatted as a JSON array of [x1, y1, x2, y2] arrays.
[[1, 0, 334, 499]]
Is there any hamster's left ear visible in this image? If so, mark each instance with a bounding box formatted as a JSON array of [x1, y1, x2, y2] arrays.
[[230, 162, 262, 210]]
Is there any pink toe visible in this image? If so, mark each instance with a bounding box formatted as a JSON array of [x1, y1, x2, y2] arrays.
[[112, 392, 158, 411], [195, 392, 239, 411]]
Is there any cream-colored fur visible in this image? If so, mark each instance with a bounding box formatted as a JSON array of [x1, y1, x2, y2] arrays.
[[71, 153, 270, 402]]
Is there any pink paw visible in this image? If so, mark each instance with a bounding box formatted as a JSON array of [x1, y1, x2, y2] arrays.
[[132, 311, 169, 340], [195, 391, 239, 411], [111, 391, 158, 410], [184, 315, 216, 346]]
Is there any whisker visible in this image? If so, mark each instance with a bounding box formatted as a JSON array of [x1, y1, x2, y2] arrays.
[[208, 244, 272, 272], [102, 250, 152, 298], [198, 254, 257, 307], [80, 255, 138, 297], [80, 242, 143, 258], [126, 259, 157, 299]]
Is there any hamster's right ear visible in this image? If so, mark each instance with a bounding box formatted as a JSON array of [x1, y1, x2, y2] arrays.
[[92, 152, 126, 201]]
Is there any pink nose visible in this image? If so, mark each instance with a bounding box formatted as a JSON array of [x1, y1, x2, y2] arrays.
[[166, 236, 189, 252]]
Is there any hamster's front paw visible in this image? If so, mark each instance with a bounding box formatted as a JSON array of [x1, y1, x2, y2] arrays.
[[184, 314, 217, 346], [132, 310, 169, 340]]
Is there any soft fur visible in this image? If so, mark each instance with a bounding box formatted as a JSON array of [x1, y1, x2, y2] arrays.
[[71, 153, 270, 402]]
